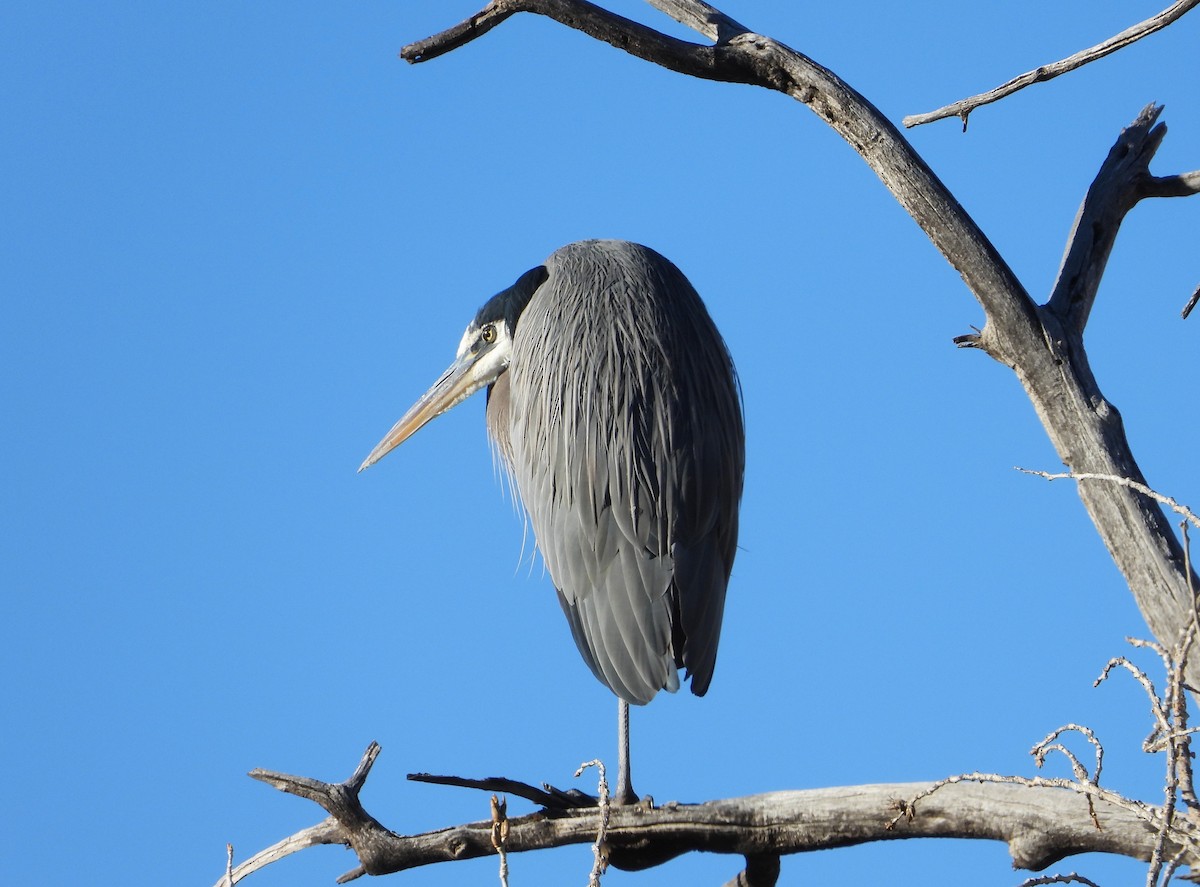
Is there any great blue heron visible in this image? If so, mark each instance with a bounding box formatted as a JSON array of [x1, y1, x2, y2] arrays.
[[360, 239, 744, 803]]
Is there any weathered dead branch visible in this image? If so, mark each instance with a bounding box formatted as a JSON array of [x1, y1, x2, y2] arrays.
[[904, 0, 1200, 129], [224, 628, 1200, 883], [220, 746, 1180, 885]]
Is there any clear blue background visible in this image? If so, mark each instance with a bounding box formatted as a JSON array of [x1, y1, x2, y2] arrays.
[[3, 2, 1198, 885]]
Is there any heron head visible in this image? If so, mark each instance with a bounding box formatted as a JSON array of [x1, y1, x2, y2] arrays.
[[358, 264, 547, 471]]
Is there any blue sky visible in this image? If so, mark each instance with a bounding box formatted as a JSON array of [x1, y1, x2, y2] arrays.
[[3, 2, 1198, 885]]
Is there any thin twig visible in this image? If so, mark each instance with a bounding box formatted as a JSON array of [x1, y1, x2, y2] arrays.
[[1146, 623, 1198, 885], [1019, 875, 1103, 887], [1031, 725, 1104, 828], [1182, 284, 1200, 319], [490, 795, 509, 887], [891, 766, 1194, 870], [407, 772, 596, 809], [1096, 652, 1171, 744], [904, 0, 1200, 128], [576, 760, 610, 886], [1033, 724, 1103, 785], [896, 635, 1200, 879], [887, 770, 1152, 834], [209, 819, 345, 887], [1185, 520, 1199, 631], [1149, 720, 1178, 883], [1017, 469, 1200, 529], [643, 0, 747, 42], [1175, 528, 1199, 812], [1098, 633, 1200, 884], [1161, 850, 1185, 884]]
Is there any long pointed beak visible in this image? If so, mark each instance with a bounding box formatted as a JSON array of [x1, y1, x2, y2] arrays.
[[358, 352, 482, 472]]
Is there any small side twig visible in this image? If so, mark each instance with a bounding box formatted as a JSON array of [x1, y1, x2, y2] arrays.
[[1032, 724, 1104, 828], [894, 632, 1200, 884], [1096, 629, 1200, 886], [1181, 284, 1200, 319], [247, 742, 388, 883], [903, 0, 1200, 128], [1033, 724, 1104, 785], [1017, 469, 1200, 530], [490, 795, 509, 887], [575, 760, 611, 887], [210, 819, 346, 887], [885, 769, 1150, 834], [407, 771, 596, 809], [1095, 650, 1171, 743], [1179, 523, 1200, 812], [1019, 875, 1103, 887]]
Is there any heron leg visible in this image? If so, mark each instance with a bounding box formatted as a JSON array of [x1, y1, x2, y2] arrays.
[[614, 698, 637, 805]]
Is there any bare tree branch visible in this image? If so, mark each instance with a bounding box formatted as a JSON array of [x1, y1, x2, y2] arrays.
[[408, 771, 596, 808], [643, 0, 747, 42], [1018, 469, 1200, 530], [221, 819, 346, 885], [992, 106, 1200, 691], [903, 0, 1200, 129], [402, 0, 746, 77], [225, 632, 1200, 883], [402, 0, 1044, 367], [221, 745, 1185, 885], [1047, 107, 1200, 336]]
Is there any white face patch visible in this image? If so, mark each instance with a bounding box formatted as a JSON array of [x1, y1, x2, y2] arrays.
[[456, 317, 514, 392]]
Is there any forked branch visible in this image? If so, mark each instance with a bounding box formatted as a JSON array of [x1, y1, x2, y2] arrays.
[[1046, 104, 1200, 336], [225, 623, 1200, 884], [219, 747, 1180, 885], [223, 625, 1200, 883], [402, 0, 1042, 361]]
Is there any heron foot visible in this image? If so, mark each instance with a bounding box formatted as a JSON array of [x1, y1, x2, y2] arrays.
[[611, 787, 654, 811]]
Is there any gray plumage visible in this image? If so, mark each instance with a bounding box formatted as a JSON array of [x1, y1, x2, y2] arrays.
[[489, 241, 742, 704], [361, 239, 744, 708]]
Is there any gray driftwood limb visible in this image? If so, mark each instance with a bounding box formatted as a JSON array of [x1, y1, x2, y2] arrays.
[[223, 743, 1179, 884], [1017, 105, 1200, 678]]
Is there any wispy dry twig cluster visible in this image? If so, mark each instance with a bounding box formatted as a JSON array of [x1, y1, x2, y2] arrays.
[[893, 482, 1200, 887]]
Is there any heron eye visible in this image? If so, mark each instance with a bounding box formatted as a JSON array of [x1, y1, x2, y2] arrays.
[[481, 324, 497, 345]]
